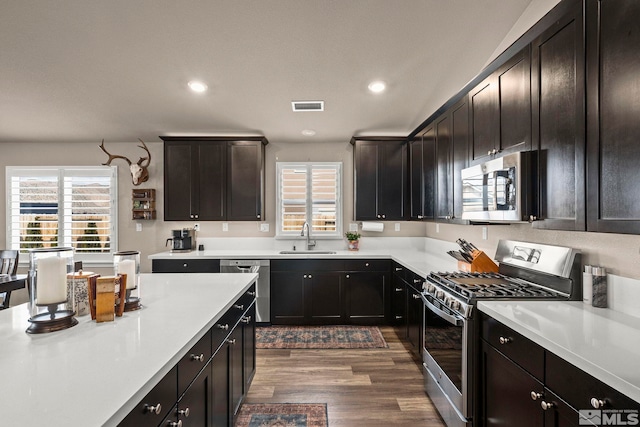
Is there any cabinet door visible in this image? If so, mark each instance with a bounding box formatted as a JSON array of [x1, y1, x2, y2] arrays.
[[227, 141, 263, 221], [164, 143, 194, 221], [378, 141, 408, 220], [479, 341, 544, 427], [586, 0, 640, 234], [406, 285, 423, 356], [533, 2, 585, 231], [211, 343, 230, 427], [229, 326, 244, 419], [451, 99, 469, 220], [242, 303, 256, 393], [390, 274, 406, 327], [498, 46, 532, 155], [410, 129, 436, 220], [409, 136, 424, 219], [354, 141, 380, 220], [469, 76, 498, 162], [435, 114, 452, 220], [270, 272, 305, 324], [197, 142, 226, 221], [307, 272, 343, 324], [345, 272, 387, 325], [178, 361, 211, 427]]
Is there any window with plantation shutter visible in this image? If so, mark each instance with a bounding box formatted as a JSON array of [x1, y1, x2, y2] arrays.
[[276, 162, 341, 238], [6, 166, 118, 263]]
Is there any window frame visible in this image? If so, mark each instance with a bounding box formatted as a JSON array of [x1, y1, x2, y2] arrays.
[[6, 165, 118, 265], [276, 161, 342, 239]]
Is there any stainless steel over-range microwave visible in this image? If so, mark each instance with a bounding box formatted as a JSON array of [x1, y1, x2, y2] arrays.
[[461, 151, 536, 223]]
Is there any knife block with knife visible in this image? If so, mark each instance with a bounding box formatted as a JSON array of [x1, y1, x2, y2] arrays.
[[448, 239, 499, 273]]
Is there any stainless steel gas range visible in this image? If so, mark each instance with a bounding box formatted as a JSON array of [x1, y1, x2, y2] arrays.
[[421, 240, 582, 427]]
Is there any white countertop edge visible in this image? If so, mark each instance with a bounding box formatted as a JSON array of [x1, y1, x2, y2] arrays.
[[478, 301, 640, 404], [105, 273, 258, 426]]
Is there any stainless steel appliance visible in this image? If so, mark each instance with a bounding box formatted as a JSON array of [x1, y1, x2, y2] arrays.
[[421, 240, 582, 427], [461, 151, 536, 223], [220, 259, 270, 323], [166, 228, 196, 252]]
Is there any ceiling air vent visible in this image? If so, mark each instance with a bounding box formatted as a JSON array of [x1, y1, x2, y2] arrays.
[[291, 100, 324, 112]]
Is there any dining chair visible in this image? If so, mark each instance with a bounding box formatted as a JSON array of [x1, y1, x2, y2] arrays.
[[0, 250, 19, 309]]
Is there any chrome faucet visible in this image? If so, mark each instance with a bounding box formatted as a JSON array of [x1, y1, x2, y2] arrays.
[[300, 221, 316, 251]]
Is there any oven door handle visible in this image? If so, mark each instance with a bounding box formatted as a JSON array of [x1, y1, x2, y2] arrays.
[[421, 294, 463, 326]]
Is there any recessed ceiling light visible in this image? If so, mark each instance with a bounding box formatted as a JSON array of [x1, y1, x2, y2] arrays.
[[301, 129, 316, 136], [368, 80, 386, 93], [188, 80, 208, 93]]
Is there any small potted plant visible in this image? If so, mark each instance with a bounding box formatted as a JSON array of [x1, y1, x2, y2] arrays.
[[345, 231, 361, 251]]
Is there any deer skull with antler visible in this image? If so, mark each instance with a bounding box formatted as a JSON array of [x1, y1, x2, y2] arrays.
[[99, 139, 152, 185]]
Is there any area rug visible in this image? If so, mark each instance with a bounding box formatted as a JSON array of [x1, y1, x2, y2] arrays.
[[256, 325, 387, 349], [235, 403, 328, 427]]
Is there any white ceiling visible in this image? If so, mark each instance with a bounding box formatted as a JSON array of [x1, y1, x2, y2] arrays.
[[0, 0, 537, 144]]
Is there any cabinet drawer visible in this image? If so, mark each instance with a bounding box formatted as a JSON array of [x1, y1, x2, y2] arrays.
[[270, 259, 345, 271], [345, 259, 389, 272], [546, 351, 640, 411], [212, 309, 236, 351], [152, 259, 220, 273], [178, 330, 212, 397], [480, 314, 544, 380], [118, 366, 177, 427]]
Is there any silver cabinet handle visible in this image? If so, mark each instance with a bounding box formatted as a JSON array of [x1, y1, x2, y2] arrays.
[[190, 353, 204, 362], [247, 291, 256, 297], [540, 401, 555, 411], [412, 294, 421, 300], [166, 421, 182, 427], [234, 304, 244, 310], [257, 215, 261, 218], [346, 274, 350, 278], [216, 323, 229, 330], [530, 391, 543, 401], [591, 398, 607, 409], [144, 403, 162, 415], [183, 263, 188, 268], [395, 267, 403, 271], [382, 214, 386, 218], [241, 316, 251, 324], [377, 214, 381, 219], [417, 215, 423, 219], [365, 262, 369, 267], [308, 274, 312, 278], [395, 315, 403, 320], [226, 338, 236, 345], [499, 336, 511, 345], [395, 288, 403, 292], [413, 278, 422, 284], [178, 408, 190, 417]]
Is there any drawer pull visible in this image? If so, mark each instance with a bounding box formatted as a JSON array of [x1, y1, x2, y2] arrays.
[[241, 316, 251, 324], [413, 294, 421, 300], [166, 421, 182, 427], [530, 391, 543, 401], [226, 338, 236, 345], [413, 279, 422, 284], [183, 263, 188, 268], [234, 304, 244, 310], [190, 353, 204, 362], [247, 291, 256, 297], [178, 407, 190, 417], [395, 315, 403, 320], [540, 401, 555, 411], [395, 267, 403, 271], [395, 288, 403, 292], [365, 263, 369, 267], [346, 274, 350, 279], [499, 336, 511, 345], [144, 403, 162, 415], [591, 398, 608, 409], [216, 323, 229, 330]]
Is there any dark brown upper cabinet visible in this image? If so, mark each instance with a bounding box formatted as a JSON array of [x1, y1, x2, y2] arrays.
[[409, 129, 435, 220], [435, 98, 469, 222], [469, 46, 532, 164], [352, 137, 409, 221], [161, 136, 267, 221], [532, 0, 585, 231], [586, 0, 640, 234]]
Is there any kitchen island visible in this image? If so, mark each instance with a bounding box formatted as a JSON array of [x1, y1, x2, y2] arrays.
[[0, 272, 257, 427]]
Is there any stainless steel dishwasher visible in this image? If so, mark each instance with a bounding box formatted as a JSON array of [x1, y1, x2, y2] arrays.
[[219, 259, 270, 323]]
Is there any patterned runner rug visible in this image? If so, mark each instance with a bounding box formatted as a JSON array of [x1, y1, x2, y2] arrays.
[[256, 325, 388, 349], [236, 403, 328, 427]]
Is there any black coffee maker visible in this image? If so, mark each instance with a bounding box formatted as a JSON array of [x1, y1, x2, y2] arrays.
[[166, 228, 196, 252]]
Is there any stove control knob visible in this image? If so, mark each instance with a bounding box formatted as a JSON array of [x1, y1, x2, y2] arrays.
[[435, 290, 445, 299], [426, 284, 436, 294], [451, 300, 461, 310]]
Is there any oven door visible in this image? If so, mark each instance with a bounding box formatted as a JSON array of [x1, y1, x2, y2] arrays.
[[421, 294, 471, 427]]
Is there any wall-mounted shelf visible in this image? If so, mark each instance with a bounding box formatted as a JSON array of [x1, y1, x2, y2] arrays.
[[132, 189, 156, 220]]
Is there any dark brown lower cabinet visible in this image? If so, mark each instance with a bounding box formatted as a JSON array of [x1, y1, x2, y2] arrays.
[[406, 282, 423, 357], [479, 313, 640, 427], [119, 286, 256, 427], [345, 271, 387, 325], [308, 272, 343, 324]]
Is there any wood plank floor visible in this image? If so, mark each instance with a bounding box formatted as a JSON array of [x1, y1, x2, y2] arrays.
[[243, 326, 446, 426]]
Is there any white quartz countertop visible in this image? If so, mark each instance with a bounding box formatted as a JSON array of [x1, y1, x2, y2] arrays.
[[478, 301, 640, 404], [0, 272, 257, 427]]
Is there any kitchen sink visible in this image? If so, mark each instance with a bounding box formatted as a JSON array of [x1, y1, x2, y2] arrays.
[[279, 250, 337, 254]]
